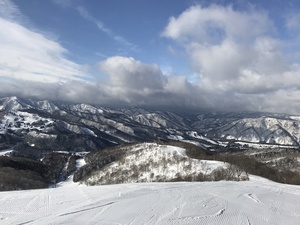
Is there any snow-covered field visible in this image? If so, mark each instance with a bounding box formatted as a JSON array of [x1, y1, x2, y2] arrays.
[[0, 176, 300, 225]]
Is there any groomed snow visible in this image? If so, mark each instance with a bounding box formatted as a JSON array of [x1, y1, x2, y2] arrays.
[[0, 177, 299, 224]]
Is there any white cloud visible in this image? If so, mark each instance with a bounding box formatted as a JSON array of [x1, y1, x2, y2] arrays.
[[0, 0, 23, 21], [99, 56, 164, 91], [0, 0, 88, 83], [162, 4, 300, 113], [97, 56, 208, 109], [53, 54, 300, 114], [1, 55, 201, 110], [162, 5, 273, 45]]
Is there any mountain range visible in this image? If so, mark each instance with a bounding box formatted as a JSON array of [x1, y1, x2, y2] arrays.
[[1, 96, 300, 156]]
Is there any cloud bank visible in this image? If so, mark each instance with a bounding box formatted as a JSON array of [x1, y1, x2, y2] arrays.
[[162, 4, 300, 113], [1, 1, 300, 114]]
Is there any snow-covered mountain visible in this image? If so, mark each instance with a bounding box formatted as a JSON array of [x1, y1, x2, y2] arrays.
[[193, 112, 300, 146], [78, 143, 237, 185], [1, 96, 300, 154]]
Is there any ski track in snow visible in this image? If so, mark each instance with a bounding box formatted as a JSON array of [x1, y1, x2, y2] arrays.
[[0, 177, 300, 225]]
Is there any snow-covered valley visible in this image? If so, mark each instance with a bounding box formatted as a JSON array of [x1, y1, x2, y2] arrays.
[[0, 176, 299, 225]]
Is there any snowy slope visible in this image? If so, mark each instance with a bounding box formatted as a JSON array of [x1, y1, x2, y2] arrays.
[[0, 177, 299, 225], [83, 143, 227, 185]]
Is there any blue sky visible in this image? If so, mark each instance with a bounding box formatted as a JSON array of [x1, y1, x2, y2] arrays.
[[14, 0, 194, 75], [1, 0, 300, 113]]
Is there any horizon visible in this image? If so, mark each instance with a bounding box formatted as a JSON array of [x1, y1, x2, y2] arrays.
[[0, 95, 295, 116], [1, 0, 300, 114]]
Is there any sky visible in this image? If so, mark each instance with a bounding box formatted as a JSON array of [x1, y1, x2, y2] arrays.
[[1, 0, 300, 113]]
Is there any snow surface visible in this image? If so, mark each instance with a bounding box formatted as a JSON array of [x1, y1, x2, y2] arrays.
[[167, 134, 184, 140], [235, 141, 299, 149], [186, 131, 219, 145], [168, 131, 227, 150], [0, 149, 13, 156], [0, 177, 300, 224], [0, 111, 54, 134], [76, 158, 86, 169]]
